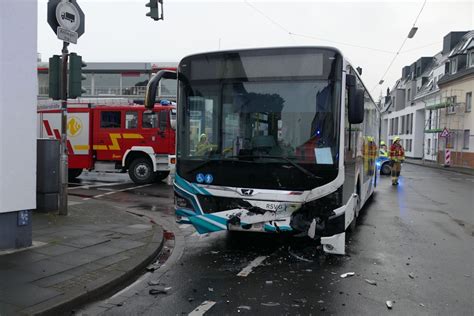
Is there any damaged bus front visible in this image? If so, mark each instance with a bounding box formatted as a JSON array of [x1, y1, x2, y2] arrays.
[[169, 47, 379, 255]]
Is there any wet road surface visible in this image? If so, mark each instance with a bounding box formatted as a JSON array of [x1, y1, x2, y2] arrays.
[[73, 165, 473, 315]]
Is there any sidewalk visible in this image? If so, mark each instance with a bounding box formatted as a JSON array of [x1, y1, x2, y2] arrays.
[[0, 199, 164, 316], [405, 158, 474, 176]]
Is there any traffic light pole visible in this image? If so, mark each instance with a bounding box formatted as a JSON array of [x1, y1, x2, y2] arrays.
[[59, 41, 69, 216]]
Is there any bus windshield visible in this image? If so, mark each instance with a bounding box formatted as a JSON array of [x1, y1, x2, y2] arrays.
[[177, 48, 342, 190]]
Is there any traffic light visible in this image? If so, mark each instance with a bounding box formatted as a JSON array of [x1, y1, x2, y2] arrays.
[[146, 0, 163, 21], [68, 53, 87, 99], [49, 55, 61, 100]]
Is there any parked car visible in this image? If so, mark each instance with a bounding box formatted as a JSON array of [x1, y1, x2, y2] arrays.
[[376, 155, 391, 176]]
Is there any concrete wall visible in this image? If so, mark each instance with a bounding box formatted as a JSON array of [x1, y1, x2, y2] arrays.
[[0, 0, 37, 248]]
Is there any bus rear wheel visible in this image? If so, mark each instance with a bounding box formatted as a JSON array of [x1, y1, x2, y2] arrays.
[[129, 158, 155, 184]]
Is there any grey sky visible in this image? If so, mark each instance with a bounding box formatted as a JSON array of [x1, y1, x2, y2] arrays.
[[37, 0, 473, 98]]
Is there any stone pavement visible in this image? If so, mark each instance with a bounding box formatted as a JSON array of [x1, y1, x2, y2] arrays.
[[405, 158, 474, 176], [0, 200, 164, 316]]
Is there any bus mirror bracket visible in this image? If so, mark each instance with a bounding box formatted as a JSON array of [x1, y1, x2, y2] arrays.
[[144, 70, 177, 110], [346, 74, 364, 124]]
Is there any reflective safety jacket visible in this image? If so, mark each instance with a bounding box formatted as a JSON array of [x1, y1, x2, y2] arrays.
[[389, 143, 405, 162]]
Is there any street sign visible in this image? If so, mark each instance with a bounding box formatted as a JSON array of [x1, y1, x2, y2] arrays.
[[439, 128, 450, 137], [57, 26, 78, 44], [48, 0, 85, 39]]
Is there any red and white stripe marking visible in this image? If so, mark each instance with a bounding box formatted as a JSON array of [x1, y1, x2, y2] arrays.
[[445, 149, 451, 165]]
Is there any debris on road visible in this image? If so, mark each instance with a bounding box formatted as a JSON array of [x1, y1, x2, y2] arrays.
[[261, 302, 280, 307], [210, 251, 219, 254], [409, 273, 415, 279], [146, 263, 161, 272], [208, 287, 214, 292], [188, 297, 195, 302], [340, 272, 355, 278], [293, 298, 307, 304], [149, 287, 169, 295], [317, 300, 324, 304], [265, 281, 273, 285], [288, 247, 314, 262], [365, 279, 377, 286], [147, 280, 161, 286], [419, 303, 425, 307], [386, 300, 394, 309], [238, 306, 251, 310]]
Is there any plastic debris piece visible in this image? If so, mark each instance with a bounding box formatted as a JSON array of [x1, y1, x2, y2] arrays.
[[188, 297, 195, 302], [288, 247, 314, 262], [149, 287, 168, 295], [305, 269, 312, 272], [409, 273, 415, 279], [238, 306, 251, 310], [208, 287, 214, 292], [365, 279, 377, 286], [261, 302, 280, 307], [331, 272, 337, 275], [293, 298, 307, 304], [147, 280, 160, 286], [146, 263, 161, 272], [340, 272, 355, 278], [265, 281, 273, 285], [386, 300, 394, 309], [419, 303, 425, 307], [317, 300, 324, 304], [210, 251, 219, 254]]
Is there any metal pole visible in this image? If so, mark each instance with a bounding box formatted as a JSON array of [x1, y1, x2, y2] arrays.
[[59, 41, 69, 216]]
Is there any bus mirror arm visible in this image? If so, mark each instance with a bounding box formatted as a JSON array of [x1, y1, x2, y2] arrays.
[[346, 74, 364, 124], [144, 70, 178, 110]]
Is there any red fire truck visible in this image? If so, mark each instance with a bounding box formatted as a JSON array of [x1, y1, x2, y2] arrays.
[[37, 99, 176, 184]]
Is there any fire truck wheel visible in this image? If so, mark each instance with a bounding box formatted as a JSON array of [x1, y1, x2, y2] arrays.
[[129, 158, 156, 184], [155, 171, 170, 182], [68, 169, 83, 180]]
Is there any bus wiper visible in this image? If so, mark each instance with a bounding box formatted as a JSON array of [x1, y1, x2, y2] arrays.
[[229, 155, 322, 180]]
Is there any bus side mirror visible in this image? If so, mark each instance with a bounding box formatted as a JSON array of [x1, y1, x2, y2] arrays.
[[144, 70, 177, 110], [346, 74, 364, 124]]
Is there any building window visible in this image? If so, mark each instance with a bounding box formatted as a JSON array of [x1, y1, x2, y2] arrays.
[[450, 58, 458, 74], [427, 139, 431, 154], [468, 51, 474, 68], [395, 117, 399, 134], [410, 113, 414, 134], [100, 111, 121, 128], [407, 88, 411, 104], [464, 130, 470, 149], [125, 111, 138, 129], [447, 96, 457, 114], [466, 92, 472, 112], [401, 116, 405, 135], [121, 73, 149, 96], [94, 73, 121, 95]]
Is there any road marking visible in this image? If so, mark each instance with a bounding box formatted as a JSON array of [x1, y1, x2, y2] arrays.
[[69, 182, 126, 190], [81, 184, 152, 201], [189, 301, 216, 316], [237, 255, 268, 277]]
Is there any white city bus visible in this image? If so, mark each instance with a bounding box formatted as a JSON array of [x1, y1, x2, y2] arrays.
[[146, 47, 380, 254]]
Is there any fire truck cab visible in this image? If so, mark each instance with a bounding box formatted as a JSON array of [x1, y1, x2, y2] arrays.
[[37, 99, 176, 184]]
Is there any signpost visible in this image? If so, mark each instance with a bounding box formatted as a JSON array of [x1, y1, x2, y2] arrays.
[[47, 0, 85, 215]]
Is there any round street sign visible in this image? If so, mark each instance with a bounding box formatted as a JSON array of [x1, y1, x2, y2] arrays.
[[48, 0, 85, 38], [56, 1, 81, 32]]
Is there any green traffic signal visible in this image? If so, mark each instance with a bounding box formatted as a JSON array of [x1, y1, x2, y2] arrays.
[[69, 53, 87, 99], [48, 55, 61, 100]]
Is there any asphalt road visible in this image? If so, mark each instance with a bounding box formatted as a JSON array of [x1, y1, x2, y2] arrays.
[[74, 165, 474, 315]]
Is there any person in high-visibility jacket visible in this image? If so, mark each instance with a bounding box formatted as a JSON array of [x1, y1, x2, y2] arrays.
[[389, 137, 405, 185], [379, 141, 388, 157]]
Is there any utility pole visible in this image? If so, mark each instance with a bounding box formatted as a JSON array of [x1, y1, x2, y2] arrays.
[[59, 41, 69, 215], [48, 0, 85, 216]]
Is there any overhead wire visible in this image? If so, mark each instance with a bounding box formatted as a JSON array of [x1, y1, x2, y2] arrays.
[[243, 0, 396, 55], [371, 0, 428, 93]]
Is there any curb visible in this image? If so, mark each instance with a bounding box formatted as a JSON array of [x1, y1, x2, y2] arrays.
[[405, 160, 474, 176], [22, 225, 165, 316]]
